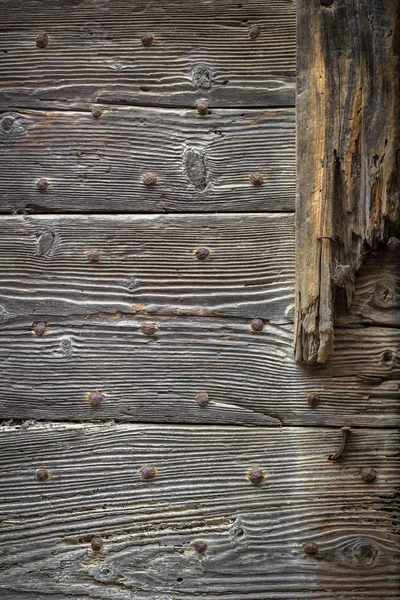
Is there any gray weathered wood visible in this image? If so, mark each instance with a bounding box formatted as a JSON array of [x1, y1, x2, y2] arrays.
[[295, 0, 400, 364], [0, 0, 295, 109], [0, 214, 294, 322], [0, 107, 295, 213], [0, 316, 398, 427], [337, 250, 400, 326], [0, 423, 398, 599]]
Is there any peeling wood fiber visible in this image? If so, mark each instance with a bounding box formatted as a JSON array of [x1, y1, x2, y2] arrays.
[[295, 0, 400, 364]]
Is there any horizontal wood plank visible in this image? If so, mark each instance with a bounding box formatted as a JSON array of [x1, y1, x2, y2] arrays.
[[0, 316, 398, 427], [0, 0, 295, 109], [0, 107, 295, 213], [0, 213, 295, 323], [0, 423, 398, 599], [337, 250, 400, 327]]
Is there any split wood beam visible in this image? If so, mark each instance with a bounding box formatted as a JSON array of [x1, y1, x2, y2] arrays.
[[295, 0, 400, 364]]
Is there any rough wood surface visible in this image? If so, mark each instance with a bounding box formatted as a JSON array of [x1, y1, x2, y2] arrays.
[[0, 0, 295, 109], [337, 250, 400, 326], [0, 316, 398, 427], [0, 107, 295, 213], [0, 423, 398, 600], [295, 0, 400, 364], [0, 214, 294, 322]]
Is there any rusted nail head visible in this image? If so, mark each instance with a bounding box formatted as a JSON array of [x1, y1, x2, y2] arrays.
[[142, 172, 158, 186], [36, 468, 50, 482], [307, 392, 320, 408], [250, 172, 263, 186], [248, 467, 264, 485], [387, 237, 400, 252], [361, 467, 377, 483], [91, 536, 103, 551], [251, 318, 264, 332], [140, 465, 157, 480], [141, 322, 157, 336], [195, 246, 210, 261], [193, 540, 208, 555], [195, 392, 209, 407], [88, 390, 103, 407], [36, 178, 49, 192], [86, 248, 101, 263], [196, 98, 209, 115], [91, 105, 103, 119], [249, 25, 261, 40], [36, 33, 49, 49], [33, 321, 46, 336], [302, 540, 318, 555], [140, 32, 154, 46]]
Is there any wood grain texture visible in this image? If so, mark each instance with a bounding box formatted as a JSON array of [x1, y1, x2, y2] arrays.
[[337, 250, 400, 326], [0, 107, 295, 213], [0, 214, 295, 322], [0, 316, 398, 427], [0, 0, 295, 109], [295, 0, 400, 364], [0, 423, 398, 599]]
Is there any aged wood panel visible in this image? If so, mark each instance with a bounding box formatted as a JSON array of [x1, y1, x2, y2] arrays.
[[295, 0, 400, 364], [0, 423, 398, 599], [0, 214, 294, 322], [337, 250, 400, 326], [0, 316, 398, 427], [0, 107, 295, 213], [0, 0, 295, 109]]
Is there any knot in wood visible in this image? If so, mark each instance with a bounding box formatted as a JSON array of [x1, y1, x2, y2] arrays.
[[1, 115, 15, 133]]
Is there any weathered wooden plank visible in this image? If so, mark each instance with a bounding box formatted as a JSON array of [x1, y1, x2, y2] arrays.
[[295, 0, 400, 364], [0, 423, 398, 599], [0, 316, 398, 427], [0, 0, 296, 109], [0, 107, 295, 213], [0, 214, 294, 322], [337, 250, 400, 326]]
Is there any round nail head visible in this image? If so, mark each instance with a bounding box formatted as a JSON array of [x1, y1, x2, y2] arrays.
[[141, 322, 157, 336], [195, 392, 209, 407], [250, 172, 264, 186], [251, 318, 264, 332], [307, 392, 320, 408], [302, 541, 318, 555], [91, 105, 103, 119], [195, 246, 210, 261], [193, 540, 208, 555], [36, 178, 49, 192], [36, 468, 50, 482], [140, 32, 154, 46], [142, 172, 158, 186], [248, 467, 264, 485], [361, 467, 377, 483], [140, 465, 157, 480], [196, 98, 209, 115], [91, 536, 103, 551], [88, 391, 103, 407], [249, 25, 261, 40], [33, 321, 46, 336], [87, 248, 101, 263], [36, 33, 49, 49]]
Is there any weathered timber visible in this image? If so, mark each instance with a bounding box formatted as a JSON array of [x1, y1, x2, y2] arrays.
[[337, 250, 400, 326], [0, 316, 398, 427], [0, 0, 295, 109], [0, 107, 295, 213], [0, 423, 398, 599], [295, 0, 400, 364], [0, 214, 294, 322]]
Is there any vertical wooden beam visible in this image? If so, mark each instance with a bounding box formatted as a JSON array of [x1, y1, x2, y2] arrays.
[[295, 0, 400, 364]]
